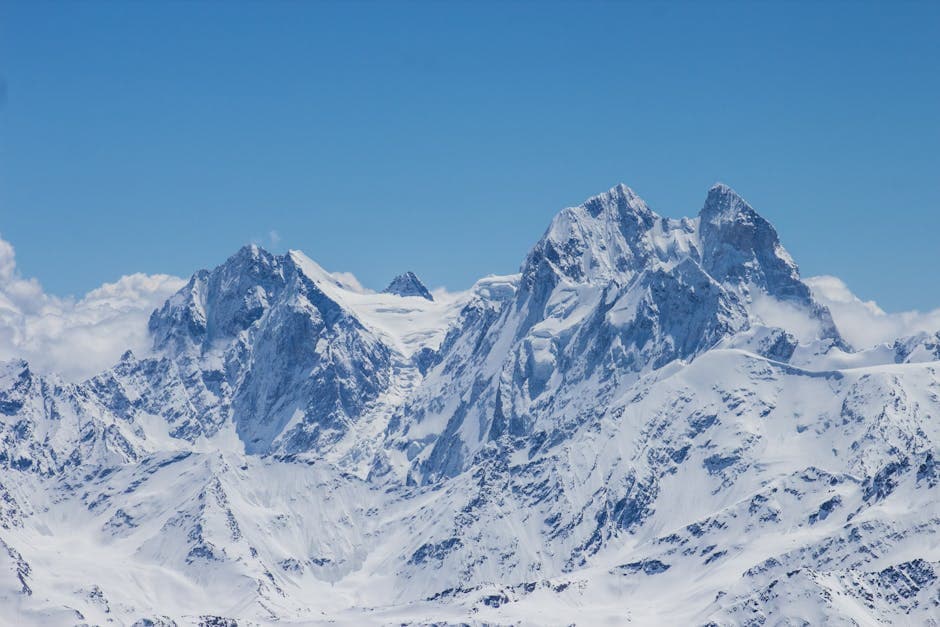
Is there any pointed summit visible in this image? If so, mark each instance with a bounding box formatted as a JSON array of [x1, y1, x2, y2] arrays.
[[520, 183, 663, 287], [697, 182, 799, 290], [700, 183, 752, 221], [383, 272, 433, 300], [582, 183, 653, 220]]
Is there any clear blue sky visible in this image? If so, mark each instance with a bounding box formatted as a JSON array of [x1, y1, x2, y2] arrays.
[[1, 2, 938, 311]]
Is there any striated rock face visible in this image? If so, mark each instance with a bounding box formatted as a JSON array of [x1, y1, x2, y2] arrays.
[[698, 184, 845, 346], [383, 271, 434, 300], [147, 245, 395, 454], [83, 245, 389, 459], [0, 183, 937, 625]]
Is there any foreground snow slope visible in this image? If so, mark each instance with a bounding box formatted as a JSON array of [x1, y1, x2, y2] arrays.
[[0, 183, 937, 625]]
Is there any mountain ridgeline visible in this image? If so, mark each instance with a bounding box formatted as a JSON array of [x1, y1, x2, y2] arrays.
[[0, 184, 937, 625]]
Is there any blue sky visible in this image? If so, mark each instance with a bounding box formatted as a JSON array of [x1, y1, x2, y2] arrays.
[[1, 1, 938, 311]]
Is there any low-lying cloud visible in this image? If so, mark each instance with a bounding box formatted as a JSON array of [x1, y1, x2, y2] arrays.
[[0, 233, 184, 381], [807, 275, 940, 349]]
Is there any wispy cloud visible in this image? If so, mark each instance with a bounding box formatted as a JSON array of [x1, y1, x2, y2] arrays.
[[0, 233, 185, 381], [807, 275, 940, 349]]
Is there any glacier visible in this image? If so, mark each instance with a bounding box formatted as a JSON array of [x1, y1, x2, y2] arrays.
[[0, 183, 937, 625]]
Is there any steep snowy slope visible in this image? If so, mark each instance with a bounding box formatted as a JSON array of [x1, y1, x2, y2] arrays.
[[0, 183, 937, 625]]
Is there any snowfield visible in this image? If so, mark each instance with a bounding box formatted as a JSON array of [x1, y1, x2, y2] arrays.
[[0, 183, 938, 625]]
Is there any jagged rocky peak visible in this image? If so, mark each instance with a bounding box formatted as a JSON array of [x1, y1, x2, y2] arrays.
[[700, 182, 751, 219], [697, 183, 802, 291], [696, 183, 844, 344], [144, 242, 394, 454], [581, 182, 654, 220], [528, 182, 802, 284], [148, 243, 292, 354], [522, 183, 700, 289], [148, 243, 354, 352], [519, 182, 843, 340], [383, 271, 433, 300]]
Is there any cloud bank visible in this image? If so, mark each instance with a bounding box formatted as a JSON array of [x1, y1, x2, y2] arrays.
[[807, 275, 940, 349], [0, 234, 185, 381]]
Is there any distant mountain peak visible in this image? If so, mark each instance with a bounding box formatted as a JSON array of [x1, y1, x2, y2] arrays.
[[700, 182, 752, 221], [582, 183, 653, 219], [234, 242, 267, 260], [383, 271, 433, 300]]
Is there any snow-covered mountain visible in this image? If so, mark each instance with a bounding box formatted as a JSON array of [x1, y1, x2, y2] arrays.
[[383, 272, 434, 301], [0, 184, 937, 625]]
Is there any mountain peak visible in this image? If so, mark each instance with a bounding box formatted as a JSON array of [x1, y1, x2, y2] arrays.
[[520, 183, 666, 287], [383, 272, 433, 300], [231, 243, 274, 263], [700, 183, 752, 221], [582, 183, 652, 219]]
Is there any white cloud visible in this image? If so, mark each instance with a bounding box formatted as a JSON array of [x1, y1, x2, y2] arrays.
[[269, 230, 281, 248], [749, 291, 824, 344], [0, 233, 185, 381], [806, 275, 940, 349], [0, 238, 17, 281]]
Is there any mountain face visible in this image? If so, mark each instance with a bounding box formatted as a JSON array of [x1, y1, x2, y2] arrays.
[[383, 271, 434, 300], [386, 184, 843, 485], [145, 245, 394, 455], [0, 184, 937, 625]]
